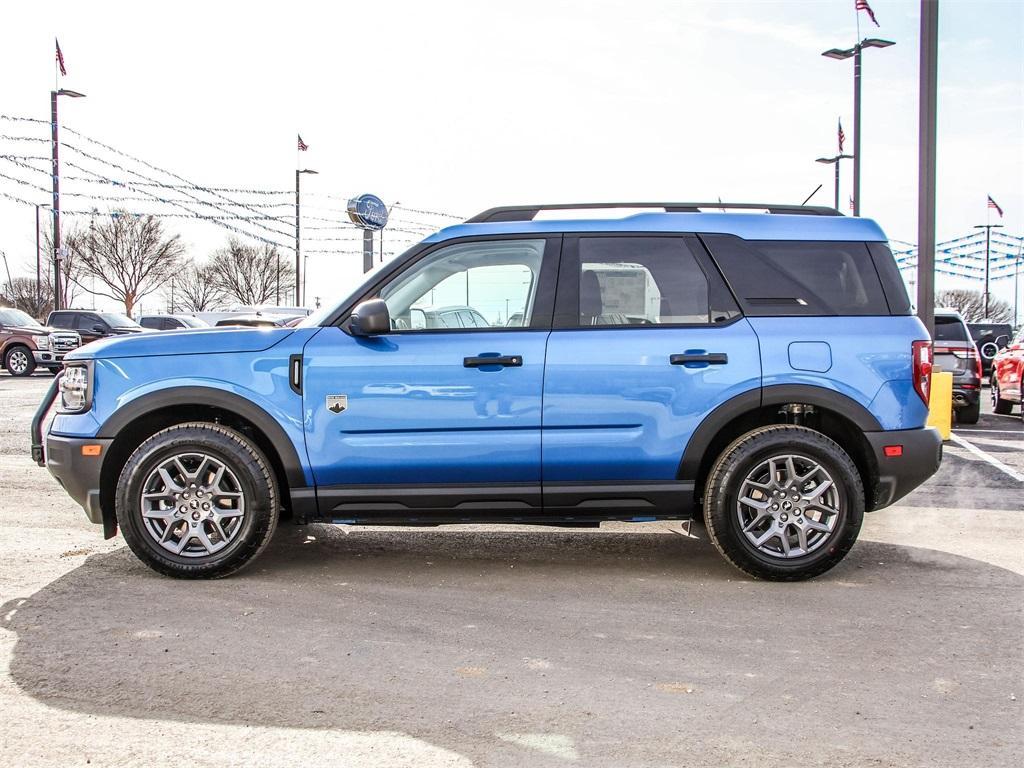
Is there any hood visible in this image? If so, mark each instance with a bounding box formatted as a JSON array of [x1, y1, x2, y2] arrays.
[[2, 324, 52, 335], [66, 326, 295, 360]]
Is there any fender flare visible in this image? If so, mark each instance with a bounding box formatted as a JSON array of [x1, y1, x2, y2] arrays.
[[97, 386, 307, 489], [677, 384, 882, 482]]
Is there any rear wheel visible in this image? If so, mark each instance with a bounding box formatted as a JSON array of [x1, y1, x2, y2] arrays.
[[4, 345, 36, 377], [116, 422, 279, 579], [703, 425, 864, 581], [956, 399, 981, 424], [992, 380, 1013, 415]]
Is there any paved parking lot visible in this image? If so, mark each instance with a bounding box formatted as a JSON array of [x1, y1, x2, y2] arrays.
[[1, 372, 1021, 767]]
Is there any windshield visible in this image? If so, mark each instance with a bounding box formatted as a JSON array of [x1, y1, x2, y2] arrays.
[[100, 313, 140, 329], [0, 308, 44, 329], [177, 315, 207, 328]]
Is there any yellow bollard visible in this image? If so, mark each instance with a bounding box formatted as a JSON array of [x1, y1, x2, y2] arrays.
[[927, 370, 953, 441]]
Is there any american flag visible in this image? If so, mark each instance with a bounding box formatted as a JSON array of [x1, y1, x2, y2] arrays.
[[987, 195, 1004, 218], [297, 134, 309, 152], [856, 0, 880, 27], [838, 118, 846, 152], [55, 39, 67, 77]]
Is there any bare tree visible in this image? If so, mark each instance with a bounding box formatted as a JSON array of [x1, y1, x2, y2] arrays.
[[936, 289, 1012, 324], [172, 262, 226, 312], [70, 212, 185, 315], [208, 239, 294, 305], [1, 277, 52, 320], [41, 227, 88, 309]]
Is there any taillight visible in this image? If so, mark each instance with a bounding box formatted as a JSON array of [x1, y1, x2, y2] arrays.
[[972, 344, 983, 380], [912, 340, 933, 405]]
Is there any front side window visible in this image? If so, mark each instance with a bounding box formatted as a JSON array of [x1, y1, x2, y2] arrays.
[[379, 239, 544, 331], [576, 237, 734, 326]]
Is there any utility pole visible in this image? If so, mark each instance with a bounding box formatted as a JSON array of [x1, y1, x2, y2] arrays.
[[916, 1, 938, 338], [50, 88, 85, 312], [35, 204, 49, 308], [973, 223, 1003, 320], [294, 168, 318, 306]]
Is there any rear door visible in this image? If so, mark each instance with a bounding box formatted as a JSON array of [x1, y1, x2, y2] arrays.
[[541, 234, 761, 516], [302, 236, 560, 521]]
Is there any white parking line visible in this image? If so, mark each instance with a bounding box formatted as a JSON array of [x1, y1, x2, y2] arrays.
[[954, 429, 1024, 434], [948, 433, 1024, 483]]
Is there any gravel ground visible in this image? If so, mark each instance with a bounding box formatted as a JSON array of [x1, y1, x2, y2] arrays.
[[0, 372, 1021, 767]]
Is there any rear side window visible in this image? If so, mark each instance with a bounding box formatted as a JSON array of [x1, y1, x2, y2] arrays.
[[934, 316, 969, 342], [575, 236, 739, 326], [867, 243, 912, 315], [49, 313, 72, 329], [703, 236, 890, 316]]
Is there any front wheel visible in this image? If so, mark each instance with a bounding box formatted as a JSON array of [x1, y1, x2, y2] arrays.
[[4, 345, 36, 377], [703, 425, 864, 581], [116, 422, 279, 578]]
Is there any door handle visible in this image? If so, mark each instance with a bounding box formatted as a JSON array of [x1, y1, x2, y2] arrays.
[[670, 352, 728, 365], [464, 355, 523, 368]]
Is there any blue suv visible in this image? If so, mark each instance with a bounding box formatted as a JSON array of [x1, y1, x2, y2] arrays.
[[33, 202, 942, 581]]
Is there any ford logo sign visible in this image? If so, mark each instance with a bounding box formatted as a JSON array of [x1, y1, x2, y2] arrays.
[[346, 193, 389, 231]]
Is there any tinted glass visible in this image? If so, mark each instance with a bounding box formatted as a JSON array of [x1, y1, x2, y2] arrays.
[[48, 313, 72, 328], [100, 313, 138, 328], [704, 236, 890, 316], [139, 317, 162, 329], [76, 314, 102, 331], [577, 237, 732, 326], [867, 242, 912, 315], [934, 316, 969, 342], [380, 239, 544, 331]]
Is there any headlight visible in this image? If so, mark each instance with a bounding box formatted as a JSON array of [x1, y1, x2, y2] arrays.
[[32, 335, 51, 350], [59, 363, 92, 413]]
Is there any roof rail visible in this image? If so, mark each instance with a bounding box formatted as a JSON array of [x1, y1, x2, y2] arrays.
[[465, 202, 842, 223]]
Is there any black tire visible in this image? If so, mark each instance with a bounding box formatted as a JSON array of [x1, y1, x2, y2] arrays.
[[703, 425, 864, 581], [4, 345, 36, 377], [992, 380, 1013, 415], [115, 422, 279, 579], [955, 399, 981, 424]]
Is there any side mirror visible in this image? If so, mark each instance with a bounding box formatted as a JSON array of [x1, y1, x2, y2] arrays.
[[350, 299, 391, 337], [995, 334, 1010, 348], [92, 324, 106, 333]]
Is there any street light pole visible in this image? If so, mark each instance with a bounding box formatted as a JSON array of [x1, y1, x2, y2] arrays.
[[974, 223, 1004, 320], [50, 88, 85, 312], [823, 38, 894, 216], [294, 168, 318, 306], [815, 154, 854, 210]]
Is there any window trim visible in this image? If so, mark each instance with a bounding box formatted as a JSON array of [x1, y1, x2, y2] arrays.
[[700, 234, 897, 318], [336, 234, 562, 336], [552, 232, 743, 331]]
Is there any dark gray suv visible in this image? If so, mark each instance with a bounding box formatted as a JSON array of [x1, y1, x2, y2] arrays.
[[934, 309, 982, 424]]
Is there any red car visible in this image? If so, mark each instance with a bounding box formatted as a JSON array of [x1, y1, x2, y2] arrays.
[[991, 328, 1024, 421]]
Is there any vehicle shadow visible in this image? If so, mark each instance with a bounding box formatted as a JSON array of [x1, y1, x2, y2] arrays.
[[2, 527, 1022, 766]]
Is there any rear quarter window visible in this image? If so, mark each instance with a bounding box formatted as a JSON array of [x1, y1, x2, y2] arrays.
[[702, 236, 892, 316], [934, 316, 969, 342]]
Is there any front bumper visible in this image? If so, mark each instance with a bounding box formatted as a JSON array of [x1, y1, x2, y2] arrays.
[[32, 349, 70, 366], [45, 433, 112, 527], [864, 427, 943, 510]]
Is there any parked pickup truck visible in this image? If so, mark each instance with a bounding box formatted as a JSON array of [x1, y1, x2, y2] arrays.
[[0, 307, 81, 376]]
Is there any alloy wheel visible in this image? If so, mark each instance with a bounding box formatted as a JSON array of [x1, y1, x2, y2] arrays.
[[139, 452, 246, 557], [736, 454, 841, 559], [7, 349, 29, 374]]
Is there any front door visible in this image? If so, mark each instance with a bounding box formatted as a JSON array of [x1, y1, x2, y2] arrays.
[[542, 234, 762, 517], [302, 236, 559, 521]]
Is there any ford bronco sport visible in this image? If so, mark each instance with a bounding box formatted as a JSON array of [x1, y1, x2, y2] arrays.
[[33, 202, 942, 581]]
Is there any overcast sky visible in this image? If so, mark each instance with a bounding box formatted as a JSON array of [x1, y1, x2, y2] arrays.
[[1, 0, 1021, 313]]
